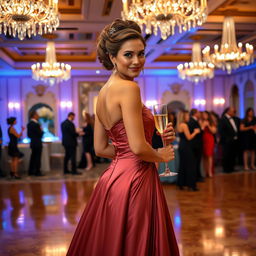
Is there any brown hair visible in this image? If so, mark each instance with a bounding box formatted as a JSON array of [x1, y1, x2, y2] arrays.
[[97, 19, 146, 70], [7, 117, 16, 125], [203, 111, 215, 126], [83, 111, 91, 125], [176, 110, 189, 129], [245, 107, 254, 121]]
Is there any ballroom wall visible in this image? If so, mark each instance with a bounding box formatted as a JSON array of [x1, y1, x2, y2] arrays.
[[0, 67, 255, 144]]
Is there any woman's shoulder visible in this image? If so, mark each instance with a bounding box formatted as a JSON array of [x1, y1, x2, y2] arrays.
[[113, 80, 139, 92], [9, 126, 15, 132], [178, 122, 187, 131]]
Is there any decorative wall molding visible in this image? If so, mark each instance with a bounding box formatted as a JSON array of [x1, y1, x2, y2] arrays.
[[161, 83, 191, 110]]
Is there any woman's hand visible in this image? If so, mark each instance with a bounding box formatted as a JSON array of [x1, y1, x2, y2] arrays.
[[158, 145, 175, 162], [194, 128, 201, 134], [157, 122, 176, 144], [202, 120, 209, 129]]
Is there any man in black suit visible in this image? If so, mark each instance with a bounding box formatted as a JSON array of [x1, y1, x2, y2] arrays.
[[188, 108, 203, 182], [61, 112, 81, 175], [219, 106, 239, 173], [27, 111, 44, 176], [0, 124, 4, 177]]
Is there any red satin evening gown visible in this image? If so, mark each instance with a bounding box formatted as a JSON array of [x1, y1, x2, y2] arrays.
[[67, 106, 179, 256], [203, 126, 215, 157]]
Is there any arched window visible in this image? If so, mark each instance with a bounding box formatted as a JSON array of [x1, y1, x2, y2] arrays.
[[244, 80, 255, 111], [230, 85, 239, 114], [167, 101, 186, 113]]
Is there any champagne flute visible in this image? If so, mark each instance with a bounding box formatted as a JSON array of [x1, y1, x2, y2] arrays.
[[153, 104, 177, 177]]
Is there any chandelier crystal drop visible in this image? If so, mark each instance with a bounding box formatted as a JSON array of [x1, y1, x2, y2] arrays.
[[203, 16, 254, 74], [121, 0, 208, 40], [177, 42, 214, 83], [0, 0, 59, 40], [31, 42, 71, 86]]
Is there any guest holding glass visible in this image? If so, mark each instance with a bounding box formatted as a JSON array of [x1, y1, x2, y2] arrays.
[[81, 111, 94, 171], [61, 112, 81, 175], [177, 110, 200, 191], [240, 107, 256, 170], [201, 111, 217, 177], [67, 19, 179, 255], [7, 117, 25, 179], [27, 111, 44, 176]]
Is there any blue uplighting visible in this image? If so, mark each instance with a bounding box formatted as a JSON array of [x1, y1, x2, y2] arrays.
[[174, 208, 182, 230]]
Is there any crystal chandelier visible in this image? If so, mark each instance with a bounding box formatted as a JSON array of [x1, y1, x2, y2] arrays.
[[31, 42, 71, 86], [177, 42, 214, 83], [0, 0, 59, 40], [121, 0, 208, 40], [203, 16, 254, 74]]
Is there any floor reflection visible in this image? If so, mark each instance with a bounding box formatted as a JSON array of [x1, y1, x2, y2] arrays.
[[0, 171, 256, 255]]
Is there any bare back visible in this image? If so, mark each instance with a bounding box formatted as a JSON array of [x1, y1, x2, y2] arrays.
[[96, 76, 143, 130]]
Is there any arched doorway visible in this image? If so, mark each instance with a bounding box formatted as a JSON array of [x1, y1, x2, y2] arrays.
[[244, 80, 255, 113], [29, 103, 55, 140], [167, 101, 186, 113], [230, 85, 239, 114]]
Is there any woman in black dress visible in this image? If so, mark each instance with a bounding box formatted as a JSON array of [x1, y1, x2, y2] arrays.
[[7, 117, 25, 179], [240, 107, 256, 170], [176, 110, 200, 191], [82, 112, 94, 171]]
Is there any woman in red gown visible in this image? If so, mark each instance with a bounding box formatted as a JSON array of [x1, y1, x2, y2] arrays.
[[67, 19, 180, 256], [201, 111, 217, 177]]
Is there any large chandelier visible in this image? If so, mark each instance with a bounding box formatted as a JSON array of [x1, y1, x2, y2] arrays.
[[203, 16, 254, 74], [0, 0, 59, 40], [31, 42, 71, 86], [121, 0, 208, 40], [177, 42, 214, 83]]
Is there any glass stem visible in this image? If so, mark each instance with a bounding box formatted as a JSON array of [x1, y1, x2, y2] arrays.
[[162, 136, 169, 172]]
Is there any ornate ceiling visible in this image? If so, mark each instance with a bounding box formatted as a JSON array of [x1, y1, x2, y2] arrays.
[[0, 0, 255, 73]]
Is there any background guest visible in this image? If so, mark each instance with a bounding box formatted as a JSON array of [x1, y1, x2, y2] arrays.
[[82, 112, 94, 171], [61, 112, 81, 175], [152, 128, 163, 170], [188, 108, 204, 181], [168, 111, 177, 129], [219, 106, 239, 173], [201, 111, 217, 177], [7, 117, 25, 179], [177, 110, 200, 191], [240, 107, 256, 170], [27, 111, 44, 176]]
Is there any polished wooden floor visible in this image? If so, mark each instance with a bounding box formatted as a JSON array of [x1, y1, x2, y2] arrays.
[[0, 166, 256, 256]]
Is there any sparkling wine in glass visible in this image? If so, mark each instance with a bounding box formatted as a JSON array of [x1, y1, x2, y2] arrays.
[[153, 104, 177, 177]]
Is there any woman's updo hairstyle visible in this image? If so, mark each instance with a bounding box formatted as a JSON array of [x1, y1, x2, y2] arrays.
[[7, 117, 16, 125], [97, 19, 146, 70]]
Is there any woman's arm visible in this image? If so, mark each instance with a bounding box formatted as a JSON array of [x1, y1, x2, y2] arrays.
[[10, 127, 24, 138], [208, 124, 217, 134], [240, 123, 254, 131], [120, 82, 173, 163], [181, 123, 200, 140], [94, 114, 116, 159]]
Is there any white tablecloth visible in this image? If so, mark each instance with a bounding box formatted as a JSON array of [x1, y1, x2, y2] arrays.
[[1, 143, 50, 174], [1, 140, 83, 175]]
